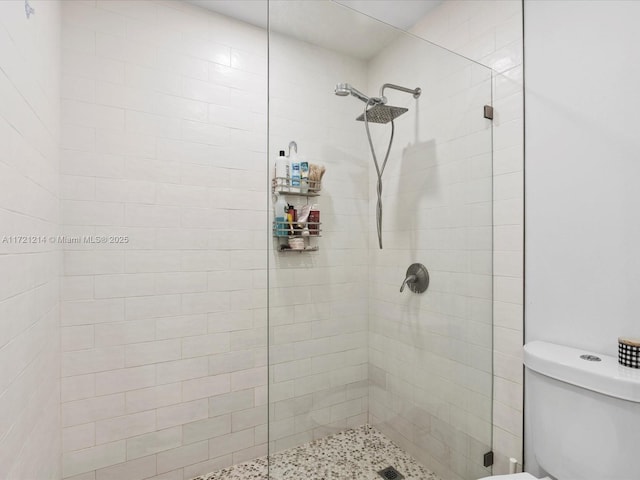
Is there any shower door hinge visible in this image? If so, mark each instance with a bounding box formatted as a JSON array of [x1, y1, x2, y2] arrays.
[[483, 105, 494, 120], [483, 451, 494, 467]]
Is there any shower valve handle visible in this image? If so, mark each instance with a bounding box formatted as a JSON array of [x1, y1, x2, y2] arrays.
[[399, 263, 430, 294], [400, 274, 417, 292]]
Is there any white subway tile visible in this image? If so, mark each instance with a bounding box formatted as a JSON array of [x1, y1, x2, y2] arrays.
[[62, 394, 125, 427], [95, 410, 157, 444], [126, 427, 182, 460], [95, 129, 156, 158], [125, 110, 181, 138], [61, 150, 124, 179], [94, 319, 156, 347], [125, 64, 181, 96], [180, 292, 229, 315], [62, 75, 95, 102], [62, 374, 96, 403], [180, 120, 230, 146], [230, 367, 266, 391], [63, 440, 126, 478], [156, 399, 208, 430], [125, 251, 181, 274], [125, 295, 181, 320], [94, 178, 156, 204], [63, 2, 126, 36], [156, 357, 208, 385], [62, 325, 95, 352], [63, 51, 125, 84], [95, 455, 156, 480], [156, 441, 209, 474], [62, 99, 125, 130], [182, 374, 230, 402], [156, 315, 207, 340], [62, 346, 124, 376], [126, 383, 182, 414], [181, 333, 229, 358], [231, 406, 266, 432], [95, 80, 157, 112], [94, 274, 155, 299], [95, 365, 156, 396], [155, 272, 208, 295], [95, 32, 156, 68], [183, 415, 231, 445], [208, 429, 254, 459], [125, 205, 181, 228], [63, 423, 96, 453], [125, 339, 181, 367], [208, 390, 254, 418]]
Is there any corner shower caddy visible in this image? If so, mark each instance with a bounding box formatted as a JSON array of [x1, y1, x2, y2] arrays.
[[272, 167, 322, 253]]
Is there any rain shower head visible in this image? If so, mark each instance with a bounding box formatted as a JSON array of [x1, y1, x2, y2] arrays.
[[336, 81, 421, 249], [356, 104, 408, 124]]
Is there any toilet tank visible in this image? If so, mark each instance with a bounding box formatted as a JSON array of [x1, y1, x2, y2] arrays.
[[524, 341, 640, 480]]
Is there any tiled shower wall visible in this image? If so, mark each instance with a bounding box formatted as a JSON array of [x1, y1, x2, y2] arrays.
[[411, 0, 525, 474], [59, 1, 269, 478], [267, 32, 370, 452], [367, 32, 494, 480], [0, 1, 524, 479], [59, 1, 371, 478], [0, 1, 61, 478]]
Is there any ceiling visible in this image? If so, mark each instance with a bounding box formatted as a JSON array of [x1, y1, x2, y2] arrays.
[[187, 0, 443, 59]]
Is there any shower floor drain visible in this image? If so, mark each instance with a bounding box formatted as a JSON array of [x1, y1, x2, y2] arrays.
[[378, 466, 405, 480]]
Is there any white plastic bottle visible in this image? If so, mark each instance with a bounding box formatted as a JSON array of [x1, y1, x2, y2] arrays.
[[274, 150, 290, 192], [273, 192, 288, 237]]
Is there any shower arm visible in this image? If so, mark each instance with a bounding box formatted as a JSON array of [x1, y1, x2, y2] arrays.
[[349, 86, 384, 105], [380, 83, 422, 99]]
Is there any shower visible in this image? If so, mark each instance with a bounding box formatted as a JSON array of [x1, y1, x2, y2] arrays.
[[335, 82, 421, 249]]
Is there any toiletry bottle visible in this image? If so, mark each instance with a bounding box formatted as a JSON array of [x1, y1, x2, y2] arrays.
[[274, 150, 290, 192], [309, 205, 320, 235], [274, 193, 288, 237], [300, 158, 309, 194], [290, 152, 300, 193], [286, 204, 297, 235]]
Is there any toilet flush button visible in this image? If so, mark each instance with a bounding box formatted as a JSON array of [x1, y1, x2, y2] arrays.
[[580, 354, 602, 362]]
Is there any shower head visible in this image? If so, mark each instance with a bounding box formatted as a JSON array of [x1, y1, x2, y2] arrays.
[[334, 83, 377, 104], [356, 104, 408, 124], [334, 83, 351, 96]]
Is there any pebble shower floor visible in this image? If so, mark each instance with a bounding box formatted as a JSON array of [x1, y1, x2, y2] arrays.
[[192, 425, 441, 480]]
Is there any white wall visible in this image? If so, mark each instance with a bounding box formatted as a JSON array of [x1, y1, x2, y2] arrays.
[[60, 1, 268, 478], [0, 0, 62, 478], [524, 0, 640, 471], [525, 0, 640, 354]]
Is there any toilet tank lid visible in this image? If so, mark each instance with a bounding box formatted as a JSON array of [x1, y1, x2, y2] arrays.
[[524, 341, 640, 403]]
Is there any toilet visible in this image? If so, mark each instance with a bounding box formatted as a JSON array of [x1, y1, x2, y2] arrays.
[[480, 340, 640, 480]]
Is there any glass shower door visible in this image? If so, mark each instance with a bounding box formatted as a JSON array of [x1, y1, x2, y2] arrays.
[[267, 2, 493, 479]]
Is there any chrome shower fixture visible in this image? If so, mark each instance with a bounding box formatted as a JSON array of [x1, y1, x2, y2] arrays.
[[335, 81, 421, 249], [355, 105, 407, 124], [334, 83, 384, 105], [334, 83, 421, 124]]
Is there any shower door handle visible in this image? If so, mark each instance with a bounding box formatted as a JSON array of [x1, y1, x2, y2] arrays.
[[399, 263, 429, 294]]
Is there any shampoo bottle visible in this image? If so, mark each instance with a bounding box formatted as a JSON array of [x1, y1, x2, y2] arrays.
[[274, 193, 288, 237], [274, 150, 290, 191]]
